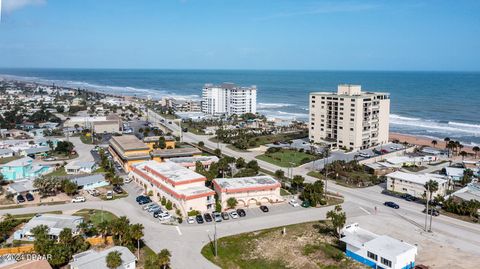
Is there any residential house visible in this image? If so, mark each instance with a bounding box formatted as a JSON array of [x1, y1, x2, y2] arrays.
[[7, 180, 37, 195], [19, 146, 50, 158], [69, 246, 136, 269], [69, 174, 109, 190], [65, 161, 97, 175], [13, 214, 83, 241], [0, 157, 51, 181], [0, 148, 14, 158]]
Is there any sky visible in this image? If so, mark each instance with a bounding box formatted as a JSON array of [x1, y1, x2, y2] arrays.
[[0, 0, 479, 71]]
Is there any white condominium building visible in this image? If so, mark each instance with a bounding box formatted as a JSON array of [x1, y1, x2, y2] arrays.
[[202, 83, 257, 115], [309, 84, 390, 150]]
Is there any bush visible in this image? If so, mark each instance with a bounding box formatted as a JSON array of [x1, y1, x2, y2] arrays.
[[198, 141, 205, 147], [166, 200, 173, 210], [161, 196, 166, 205], [147, 190, 153, 197], [188, 210, 200, 216]]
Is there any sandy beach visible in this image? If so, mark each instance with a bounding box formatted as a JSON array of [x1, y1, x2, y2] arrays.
[[390, 132, 477, 154]]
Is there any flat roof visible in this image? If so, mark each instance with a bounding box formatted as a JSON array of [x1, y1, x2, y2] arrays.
[[386, 171, 447, 185], [1, 156, 33, 167], [23, 214, 83, 236], [109, 135, 149, 152], [151, 147, 201, 158], [65, 161, 96, 169], [143, 136, 175, 142], [69, 174, 106, 187], [70, 246, 136, 269], [166, 156, 219, 166], [214, 176, 280, 190], [135, 160, 205, 183]]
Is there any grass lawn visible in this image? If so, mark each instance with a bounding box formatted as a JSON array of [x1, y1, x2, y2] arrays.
[[248, 132, 308, 148], [80, 134, 94, 144], [11, 211, 63, 221], [307, 171, 325, 180], [280, 188, 291, 196], [309, 170, 380, 188], [45, 167, 67, 177], [201, 221, 365, 269], [137, 244, 157, 269], [0, 156, 21, 165], [256, 149, 318, 167], [73, 209, 117, 225]]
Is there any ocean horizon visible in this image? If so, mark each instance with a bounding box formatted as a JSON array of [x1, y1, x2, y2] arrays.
[[1, 68, 479, 146]]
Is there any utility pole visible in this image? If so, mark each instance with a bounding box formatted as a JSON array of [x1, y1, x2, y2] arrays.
[[424, 184, 429, 232]]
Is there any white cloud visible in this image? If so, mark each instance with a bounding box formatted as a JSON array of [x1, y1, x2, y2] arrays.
[[2, 0, 46, 14]]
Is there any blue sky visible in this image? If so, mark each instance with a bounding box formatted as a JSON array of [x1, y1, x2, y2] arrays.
[[0, 0, 479, 71]]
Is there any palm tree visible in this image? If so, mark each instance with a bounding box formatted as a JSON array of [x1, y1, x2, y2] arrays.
[[129, 223, 144, 259], [444, 137, 450, 148], [97, 220, 110, 241], [424, 180, 439, 231], [459, 151, 468, 160], [431, 140, 438, 148], [157, 249, 171, 269], [106, 251, 123, 269], [473, 146, 480, 159]]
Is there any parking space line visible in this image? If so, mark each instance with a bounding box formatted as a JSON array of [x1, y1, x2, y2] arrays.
[[359, 206, 371, 215], [176, 226, 182, 235]]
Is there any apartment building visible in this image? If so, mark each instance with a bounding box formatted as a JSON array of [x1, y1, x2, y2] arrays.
[[309, 84, 390, 150], [202, 83, 257, 115], [129, 160, 215, 214], [386, 171, 450, 198]]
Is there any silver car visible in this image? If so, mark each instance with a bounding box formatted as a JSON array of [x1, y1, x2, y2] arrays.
[[213, 212, 222, 222]]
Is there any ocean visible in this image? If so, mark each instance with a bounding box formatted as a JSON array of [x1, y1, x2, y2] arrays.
[[0, 69, 479, 146]]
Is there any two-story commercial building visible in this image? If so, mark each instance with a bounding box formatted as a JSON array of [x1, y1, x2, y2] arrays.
[[108, 135, 151, 172], [129, 160, 215, 214], [213, 176, 282, 208], [386, 171, 450, 198]]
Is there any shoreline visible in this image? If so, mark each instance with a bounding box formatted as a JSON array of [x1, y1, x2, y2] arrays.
[[389, 132, 476, 154]]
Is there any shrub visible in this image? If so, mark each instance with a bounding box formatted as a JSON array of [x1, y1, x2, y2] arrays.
[[166, 200, 173, 210], [198, 141, 205, 147], [187, 210, 200, 216], [161, 196, 167, 205]]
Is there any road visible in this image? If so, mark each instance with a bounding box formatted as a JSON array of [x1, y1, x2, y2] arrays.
[[146, 109, 480, 268]]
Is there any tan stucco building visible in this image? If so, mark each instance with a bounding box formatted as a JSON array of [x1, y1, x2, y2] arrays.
[[309, 84, 390, 150], [213, 176, 282, 208], [108, 135, 151, 172]]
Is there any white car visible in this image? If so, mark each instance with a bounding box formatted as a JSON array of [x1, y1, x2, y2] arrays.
[[289, 199, 300, 207], [187, 216, 195, 224], [229, 211, 239, 219], [106, 191, 114, 200], [44, 157, 56, 161], [158, 212, 171, 221], [124, 177, 132, 183], [71, 196, 86, 203], [143, 203, 154, 210]]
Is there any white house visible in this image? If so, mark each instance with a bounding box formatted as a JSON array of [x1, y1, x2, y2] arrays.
[[0, 148, 14, 158], [386, 171, 450, 198], [69, 174, 109, 190], [69, 246, 136, 269], [13, 214, 83, 241], [341, 223, 417, 269], [65, 161, 97, 175]]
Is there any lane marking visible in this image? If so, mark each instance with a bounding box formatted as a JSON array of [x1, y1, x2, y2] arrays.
[[176, 226, 182, 235], [359, 206, 371, 215]]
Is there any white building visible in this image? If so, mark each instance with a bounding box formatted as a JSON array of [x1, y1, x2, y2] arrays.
[[309, 84, 390, 150], [70, 246, 136, 269], [213, 176, 282, 208], [13, 214, 83, 241], [202, 83, 257, 115], [129, 161, 215, 214], [63, 115, 122, 134], [166, 155, 219, 170], [386, 171, 450, 198], [450, 182, 480, 203], [65, 161, 97, 175], [341, 223, 417, 269]]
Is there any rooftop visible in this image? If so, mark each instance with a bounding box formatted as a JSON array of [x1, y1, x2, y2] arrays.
[[70, 246, 136, 269], [386, 171, 447, 185], [22, 146, 50, 155], [109, 135, 149, 152], [69, 174, 106, 187], [22, 214, 83, 236], [1, 156, 33, 167], [134, 160, 206, 184], [451, 182, 480, 202], [65, 161, 96, 170], [143, 135, 175, 143], [214, 176, 280, 190], [166, 155, 219, 167], [151, 147, 202, 158], [8, 180, 35, 193]]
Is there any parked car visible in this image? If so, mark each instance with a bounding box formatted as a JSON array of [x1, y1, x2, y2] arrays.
[[384, 201, 400, 209], [221, 212, 230, 220], [16, 194, 25, 203], [289, 199, 300, 207], [229, 211, 239, 219], [158, 212, 171, 221], [153, 209, 163, 218], [143, 203, 155, 210], [203, 213, 213, 222], [187, 216, 195, 224], [124, 177, 132, 183], [72, 196, 86, 203], [148, 205, 161, 213], [401, 194, 417, 202], [106, 191, 114, 200], [236, 209, 246, 217], [212, 212, 222, 222], [196, 214, 204, 224], [259, 205, 269, 212], [44, 157, 56, 161], [301, 200, 311, 208], [136, 195, 147, 202], [113, 186, 123, 194], [423, 208, 440, 216], [138, 197, 151, 205], [25, 193, 34, 201]]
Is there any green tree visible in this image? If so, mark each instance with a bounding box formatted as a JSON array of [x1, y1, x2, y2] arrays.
[[226, 197, 238, 209], [274, 169, 285, 179], [166, 200, 173, 210], [158, 136, 166, 149], [106, 251, 123, 269], [62, 180, 78, 196], [235, 157, 246, 168], [424, 180, 439, 231], [213, 148, 221, 157], [291, 175, 305, 191], [198, 141, 205, 147], [326, 205, 346, 238], [129, 223, 144, 259], [473, 146, 480, 159], [431, 140, 438, 148], [158, 249, 172, 269], [301, 180, 325, 206]]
